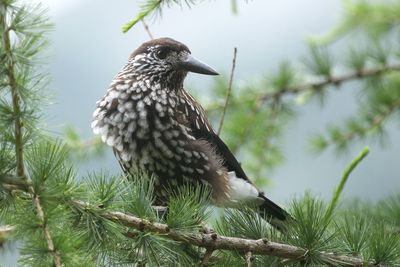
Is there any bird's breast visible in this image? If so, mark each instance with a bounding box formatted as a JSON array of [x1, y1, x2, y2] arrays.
[[92, 82, 186, 165]]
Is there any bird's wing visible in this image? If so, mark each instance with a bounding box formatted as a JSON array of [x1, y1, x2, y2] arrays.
[[179, 90, 290, 227], [179, 90, 250, 182]]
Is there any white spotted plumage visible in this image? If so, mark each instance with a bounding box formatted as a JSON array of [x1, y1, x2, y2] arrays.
[[91, 38, 288, 230]]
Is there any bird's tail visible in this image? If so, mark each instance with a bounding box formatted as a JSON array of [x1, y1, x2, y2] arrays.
[[257, 194, 290, 232]]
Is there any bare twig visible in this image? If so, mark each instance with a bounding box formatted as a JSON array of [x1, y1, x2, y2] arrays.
[[260, 63, 400, 102], [199, 248, 214, 267], [0, 174, 29, 191], [245, 251, 253, 267], [141, 19, 154, 40], [32, 194, 62, 267], [0, 178, 385, 266], [217, 47, 237, 135]]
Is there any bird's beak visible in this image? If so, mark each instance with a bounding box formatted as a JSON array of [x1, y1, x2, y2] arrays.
[[177, 54, 219, 75]]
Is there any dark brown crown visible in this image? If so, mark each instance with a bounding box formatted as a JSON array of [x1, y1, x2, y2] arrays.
[[130, 37, 191, 58]]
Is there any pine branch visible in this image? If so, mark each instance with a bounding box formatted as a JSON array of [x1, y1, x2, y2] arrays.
[[77, 201, 383, 267], [32, 193, 62, 267], [245, 251, 253, 267], [122, 0, 162, 33], [122, 0, 199, 33], [1, 7, 25, 178], [199, 248, 214, 266], [0, 177, 385, 267], [315, 98, 400, 151], [1, 4, 61, 266], [260, 63, 400, 102], [346, 98, 400, 140]]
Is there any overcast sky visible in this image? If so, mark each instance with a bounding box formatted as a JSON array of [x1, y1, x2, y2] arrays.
[[3, 1, 400, 264]]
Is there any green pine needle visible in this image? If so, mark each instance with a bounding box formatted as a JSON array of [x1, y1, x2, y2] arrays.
[[287, 193, 336, 264], [271, 61, 295, 91], [85, 171, 122, 209], [304, 45, 333, 77], [311, 1, 400, 44], [0, 142, 15, 173], [166, 183, 212, 231], [122, 0, 161, 33], [25, 140, 70, 192], [216, 207, 271, 240], [367, 222, 400, 265], [346, 47, 367, 71], [335, 213, 370, 256], [122, 170, 157, 220], [122, 0, 198, 33], [377, 193, 400, 228]]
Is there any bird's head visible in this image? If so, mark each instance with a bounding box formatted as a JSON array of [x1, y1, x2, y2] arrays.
[[129, 37, 218, 87]]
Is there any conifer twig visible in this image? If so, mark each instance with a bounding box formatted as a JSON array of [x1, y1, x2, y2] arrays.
[[1, 8, 25, 178], [245, 251, 252, 267], [217, 47, 237, 135], [199, 248, 214, 266], [141, 19, 154, 40], [259, 63, 400, 102], [32, 194, 62, 267], [322, 98, 400, 148], [122, 0, 162, 33]]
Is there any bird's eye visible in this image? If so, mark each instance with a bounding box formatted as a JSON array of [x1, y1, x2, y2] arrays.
[[156, 49, 168, 60]]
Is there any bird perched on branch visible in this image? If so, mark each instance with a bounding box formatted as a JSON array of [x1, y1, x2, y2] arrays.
[[92, 37, 289, 229]]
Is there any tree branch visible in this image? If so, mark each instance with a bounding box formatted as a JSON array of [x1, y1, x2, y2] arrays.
[[32, 193, 62, 267], [100, 209, 378, 266], [0, 177, 385, 266], [199, 248, 214, 266], [1, 7, 25, 178], [245, 251, 253, 267], [217, 47, 237, 136], [259, 63, 400, 102], [344, 99, 400, 143], [1, 6, 62, 266], [324, 98, 400, 147], [1, 176, 61, 266]]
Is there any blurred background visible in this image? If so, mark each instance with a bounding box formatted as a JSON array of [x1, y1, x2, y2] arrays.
[[2, 0, 400, 265]]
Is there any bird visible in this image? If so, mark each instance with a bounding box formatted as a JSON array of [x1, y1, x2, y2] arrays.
[[91, 37, 289, 230]]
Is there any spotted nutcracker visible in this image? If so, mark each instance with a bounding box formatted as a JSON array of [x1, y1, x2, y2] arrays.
[[92, 37, 288, 229]]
